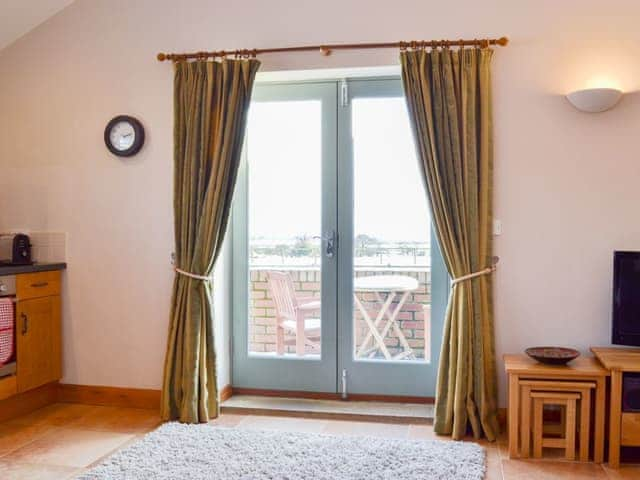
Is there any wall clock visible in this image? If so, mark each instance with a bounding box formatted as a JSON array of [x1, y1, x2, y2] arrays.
[[104, 115, 145, 157]]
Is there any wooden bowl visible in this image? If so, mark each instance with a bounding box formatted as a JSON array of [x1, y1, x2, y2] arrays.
[[525, 346, 580, 365]]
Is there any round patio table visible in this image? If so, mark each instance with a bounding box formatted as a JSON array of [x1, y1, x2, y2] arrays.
[[353, 274, 419, 360]]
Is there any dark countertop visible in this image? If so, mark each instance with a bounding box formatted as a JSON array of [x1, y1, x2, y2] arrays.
[[0, 262, 67, 275]]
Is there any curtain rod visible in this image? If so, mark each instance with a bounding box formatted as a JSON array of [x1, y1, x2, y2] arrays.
[[157, 37, 508, 62]]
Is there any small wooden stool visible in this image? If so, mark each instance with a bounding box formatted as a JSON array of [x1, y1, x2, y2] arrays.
[[531, 391, 580, 460], [520, 380, 595, 461]]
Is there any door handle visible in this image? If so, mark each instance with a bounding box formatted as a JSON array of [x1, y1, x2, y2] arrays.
[[313, 231, 337, 259], [31, 282, 49, 288], [21, 313, 28, 335]]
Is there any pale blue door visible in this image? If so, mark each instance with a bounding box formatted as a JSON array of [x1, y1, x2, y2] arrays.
[[337, 79, 448, 397], [232, 82, 338, 392], [232, 77, 447, 397]]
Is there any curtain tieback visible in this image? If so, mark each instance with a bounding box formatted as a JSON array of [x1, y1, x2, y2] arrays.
[[451, 256, 500, 286], [174, 267, 212, 282]]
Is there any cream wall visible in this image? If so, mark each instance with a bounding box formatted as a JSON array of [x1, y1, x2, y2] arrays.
[[1, 0, 640, 402]]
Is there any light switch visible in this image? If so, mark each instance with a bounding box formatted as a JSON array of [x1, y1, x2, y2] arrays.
[[493, 219, 502, 236]]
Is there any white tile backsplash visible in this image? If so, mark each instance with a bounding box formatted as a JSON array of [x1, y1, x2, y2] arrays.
[[23, 231, 67, 263]]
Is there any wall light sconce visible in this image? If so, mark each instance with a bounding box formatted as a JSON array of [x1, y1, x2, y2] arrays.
[[566, 88, 623, 113]]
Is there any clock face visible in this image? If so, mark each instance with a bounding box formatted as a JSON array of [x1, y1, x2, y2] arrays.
[[104, 115, 145, 157], [109, 121, 136, 151]]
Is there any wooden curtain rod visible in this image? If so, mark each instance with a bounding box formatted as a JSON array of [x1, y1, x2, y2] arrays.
[[157, 37, 508, 62]]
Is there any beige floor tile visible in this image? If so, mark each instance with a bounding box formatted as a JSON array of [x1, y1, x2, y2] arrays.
[[6, 404, 98, 428], [66, 406, 162, 434], [323, 419, 408, 438], [237, 414, 327, 433], [408, 425, 498, 446], [604, 465, 640, 479], [407, 424, 440, 440], [485, 461, 504, 480], [501, 459, 607, 479], [485, 446, 504, 480], [0, 423, 55, 458], [0, 461, 79, 480], [8, 427, 134, 468], [208, 413, 247, 427], [497, 439, 510, 459]]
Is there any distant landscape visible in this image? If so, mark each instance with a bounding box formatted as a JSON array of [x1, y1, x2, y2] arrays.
[[250, 234, 430, 268]]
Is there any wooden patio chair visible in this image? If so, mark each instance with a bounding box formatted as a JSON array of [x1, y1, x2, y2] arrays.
[[266, 271, 321, 356]]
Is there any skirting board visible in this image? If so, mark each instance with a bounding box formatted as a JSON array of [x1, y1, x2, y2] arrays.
[[58, 384, 161, 410], [57, 383, 234, 411], [0, 382, 58, 423], [220, 384, 233, 402]]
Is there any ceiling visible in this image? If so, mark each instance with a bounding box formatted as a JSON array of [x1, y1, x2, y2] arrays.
[[0, 0, 74, 51]]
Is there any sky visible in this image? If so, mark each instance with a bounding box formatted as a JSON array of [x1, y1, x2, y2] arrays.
[[246, 95, 430, 245]]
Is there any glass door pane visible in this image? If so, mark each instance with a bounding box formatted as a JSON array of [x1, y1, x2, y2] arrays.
[[351, 95, 431, 363], [337, 79, 448, 397], [232, 82, 338, 392], [248, 99, 323, 358]]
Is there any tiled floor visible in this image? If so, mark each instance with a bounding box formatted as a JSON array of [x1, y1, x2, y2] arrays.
[[0, 402, 639, 479]]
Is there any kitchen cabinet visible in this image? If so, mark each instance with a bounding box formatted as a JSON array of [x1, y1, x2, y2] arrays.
[[16, 295, 61, 392], [15, 270, 62, 393]]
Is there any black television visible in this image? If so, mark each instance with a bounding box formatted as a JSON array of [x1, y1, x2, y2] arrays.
[[612, 251, 640, 346]]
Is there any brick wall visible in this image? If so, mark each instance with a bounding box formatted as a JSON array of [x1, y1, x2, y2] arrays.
[[248, 268, 430, 360]]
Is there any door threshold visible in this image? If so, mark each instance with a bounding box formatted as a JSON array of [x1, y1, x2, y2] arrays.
[[221, 394, 433, 424]]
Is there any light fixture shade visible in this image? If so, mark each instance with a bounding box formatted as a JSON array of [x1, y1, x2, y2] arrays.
[[566, 88, 623, 113]]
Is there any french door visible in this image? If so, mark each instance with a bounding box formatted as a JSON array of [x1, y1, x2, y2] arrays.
[[232, 77, 448, 397]]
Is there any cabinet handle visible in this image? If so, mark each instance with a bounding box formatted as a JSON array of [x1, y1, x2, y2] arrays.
[[31, 282, 49, 288], [21, 313, 28, 335]]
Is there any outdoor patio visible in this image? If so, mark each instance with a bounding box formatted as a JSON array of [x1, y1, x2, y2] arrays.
[[248, 267, 431, 361]]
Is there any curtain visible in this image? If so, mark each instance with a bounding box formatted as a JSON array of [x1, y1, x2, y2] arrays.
[[161, 58, 260, 423], [400, 48, 499, 441]]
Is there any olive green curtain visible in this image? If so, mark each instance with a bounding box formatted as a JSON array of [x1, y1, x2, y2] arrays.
[[161, 59, 260, 423], [400, 48, 499, 441]]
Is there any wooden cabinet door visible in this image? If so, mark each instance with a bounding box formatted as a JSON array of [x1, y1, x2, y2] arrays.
[[16, 296, 61, 393]]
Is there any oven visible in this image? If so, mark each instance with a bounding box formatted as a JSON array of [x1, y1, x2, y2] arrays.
[[0, 275, 17, 378]]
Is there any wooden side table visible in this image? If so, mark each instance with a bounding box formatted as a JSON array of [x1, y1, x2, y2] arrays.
[[504, 354, 609, 463], [519, 379, 595, 461], [531, 391, 579, 460], [591, 346, 640, 468]]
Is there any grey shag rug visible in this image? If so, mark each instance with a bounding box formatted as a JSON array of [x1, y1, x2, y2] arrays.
[[78, 422, 485, 480]]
